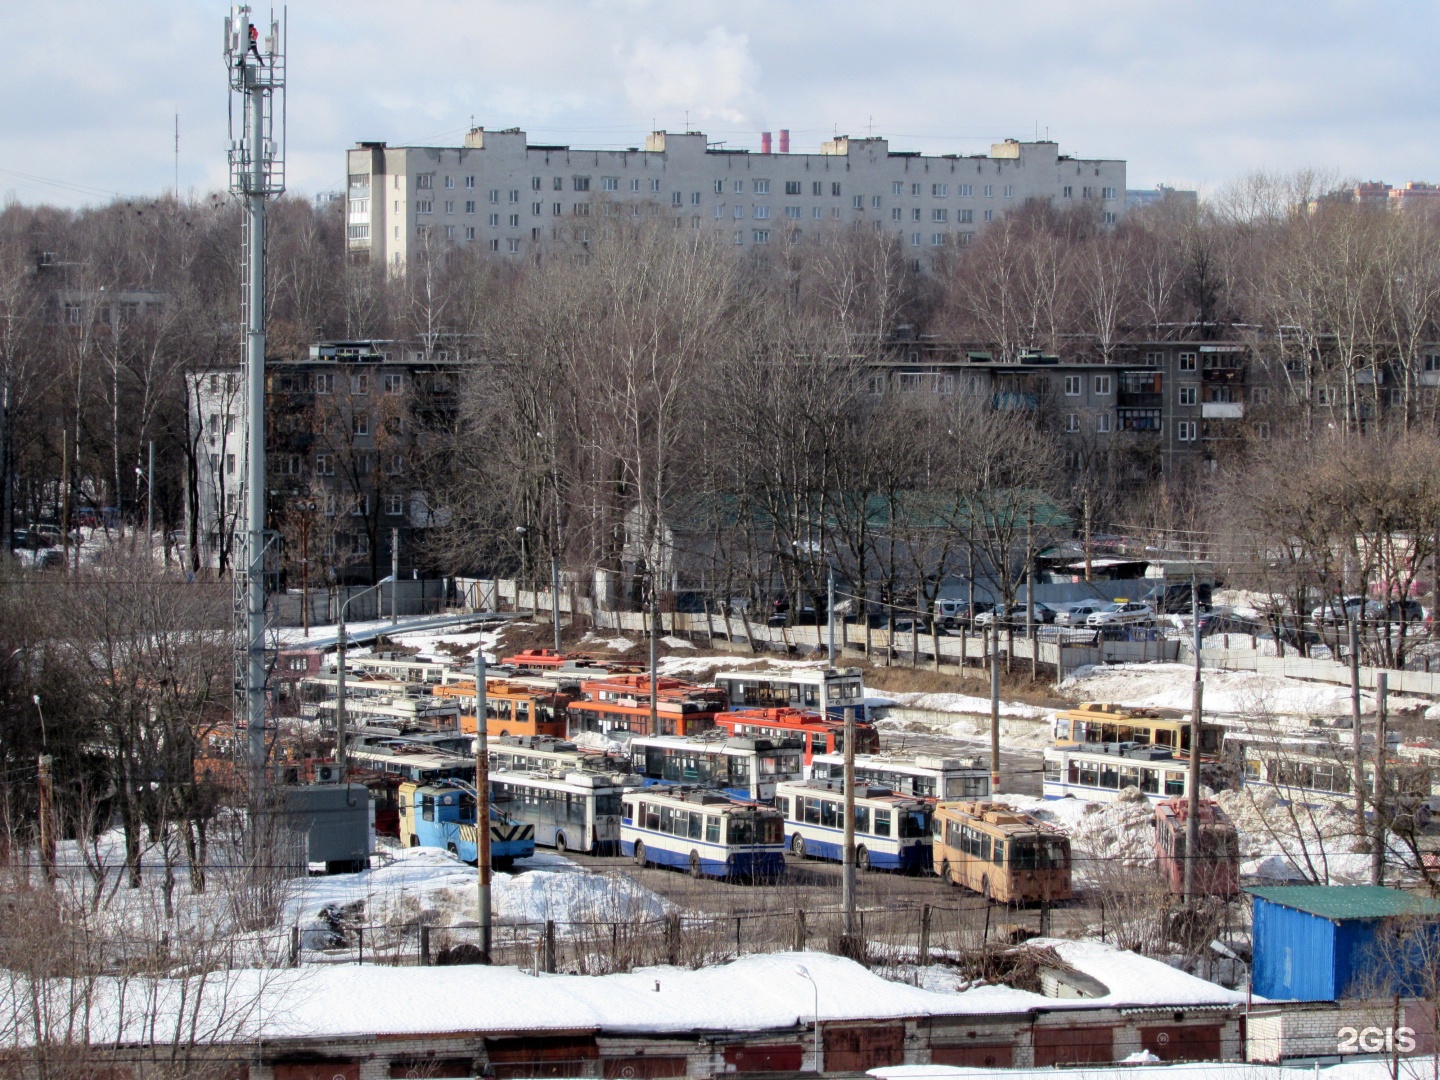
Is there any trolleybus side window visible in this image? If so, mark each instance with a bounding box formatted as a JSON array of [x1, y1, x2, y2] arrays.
[[854, 805, 870, 833], [901, 809, 929, 838], [992, 839, 1004, 866], [1165, 771, 1185, 795], [728, 816, 754, 844], [706, 815, 721, 843], [874, 808, 892, 837], [422, 795, 434, 821], [820, 800, 838, 828], [775, 795, 790, 817]]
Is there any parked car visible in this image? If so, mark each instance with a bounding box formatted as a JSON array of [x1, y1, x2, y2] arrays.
[[1384, 599, 1425, 624], [933, 598, 992, 628], [974, 603, 1053, 628], [1054, 601, 1105, 626], [1086, 601, 1155, 628], [1310, 596, 1384, 626]]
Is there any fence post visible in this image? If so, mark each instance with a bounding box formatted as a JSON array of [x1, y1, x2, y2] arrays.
[[735, 916, 742, 956], [290, 925, 300, 967], [919, 904, 932, 966], [420, 924, 431, 966], [794, 909, 807, 952], [544, 919, 556, 973], [357, 926, 364, 966], [666, 913, 681, 966]]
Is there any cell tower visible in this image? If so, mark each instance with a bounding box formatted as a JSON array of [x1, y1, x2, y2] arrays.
[[224, 7, 285, 775]]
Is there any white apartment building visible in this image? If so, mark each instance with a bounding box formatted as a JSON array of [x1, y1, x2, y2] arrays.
[[347, 128, 1126, 271]]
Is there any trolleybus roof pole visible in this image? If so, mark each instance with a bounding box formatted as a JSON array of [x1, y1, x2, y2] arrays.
[[476, 646, 492, 962]]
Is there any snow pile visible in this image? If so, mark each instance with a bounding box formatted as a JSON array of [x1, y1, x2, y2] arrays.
[[877, 693, 1053, 750], [998, 793, 1157, 879], [884, 692, 1049, 721], [288, 846, 670, 945], [1213, 787, 1376, 884], [661, 635, 695, 649], [1061, 662, 1374, 718], [570, 730, 626, 754]]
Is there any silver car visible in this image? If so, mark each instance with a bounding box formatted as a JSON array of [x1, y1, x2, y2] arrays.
[[1086, 601, 1155, 628]]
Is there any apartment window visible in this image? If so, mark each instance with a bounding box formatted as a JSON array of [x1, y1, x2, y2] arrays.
[[315, 453, 334, 476], [752, 229, 770, 244], [573, 177, 590, 191], [351, 373, 369, 395], [552, 203, 562, 216], [444, 225, 456, 239], [733, 230, 744, 244], [442, 175, 454, 189], [891, 181, 903, 196], [507, 238, 520, 253], [813, 207, 824, 219], [930, 233, 946, 246], [911, 208, 922, 222], [754, 179, 770, 194], [867, 374, 886, 394], [1250, 386, 1271, 404], [1316, 387, 1333, 406], [465, 226, 476, 240], [508, 213, 519, 227], [648, 178, 661, 193], [1003, 185, 1014, 198], [553, 177, 563, 190], [1064, 413, 1079, 433], [415, 174, 433, 189], [384, 373, 403, 394], [488, 189, 499, 203], [464, 200, 475, 214], [785, 206, 802, 219], [983, 184, 993, 197], [386, 494, 404, 516], [1063, 186, 1073, 198], [1177, 420, 1198, 441], [735, 206, 745, 219], [489, 239, 499, 252], [753, 205, 771, 219], [573, 203, 590, 216], [315, 373, 334, 394], [1064, 375, 1082, 396], [630, 178, 641, 192], [958, 183, 973, 197], [690, 192, 701, 205], [350, 496, 369, 517], [1178, 352, 1197, 371], [831, 182, 842, 196], [602, 177, 619, 191], [1179, 386, 1197, 406], [853, 195, 864, 209], [890, 207, 902, 221], [671, 191, 682, 207], [353, 413, 369, 436], [1257, 422, 1271, 440], [932, 183, 948, 197], [910, 233, 921, 247], [1098, 413, 1112, 433], [1083, 186, 1094, 199], [958, 209, 973, 223], [487, 213, 499, 227], [387, 454, 405, 475], [1094, 374, 1112, 395], [812, 181, 823, 196], [832, 207, 842, 219], [1103, 212, 1117, 225], [983, 209, 993, 222], [1102, 187, 1118, 200], [1422, 355, 1440, 371], [531, 202, 542, 215], [225, 453, 236, 475], [415, 200, 433, 214]]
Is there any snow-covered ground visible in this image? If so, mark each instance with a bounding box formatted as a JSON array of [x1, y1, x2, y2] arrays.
[[1060, 662, 1386, 719]]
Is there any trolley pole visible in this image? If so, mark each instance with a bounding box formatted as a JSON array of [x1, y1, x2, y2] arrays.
[[842, 705, 857, 944], [391, 527, 399, 625], [335, 613, 348, 777], [1184, 578, 1203, 906], [1372, 672, 1387, 886], [1350, 616, 1365, 834], [475, 648, 492, 962]]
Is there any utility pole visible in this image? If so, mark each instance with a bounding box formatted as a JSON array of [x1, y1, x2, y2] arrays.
[[989, 622, 1001, 795], [60, 428, 69, 571], [299, 505, 311, 638], [335, 612, 349, 777], [649, 583, 660, 737], [36, 753, 55, 887], [827, 568, 836, 664], [225, 7, 286, 780], [390, 527, 399, 625], [474, 648, 492, 962], [1083, 490, 1093, 583], [1350, 616, 1365, 834], [1026, 506, 1036, 681], [146, 440, 154, 558], [1372, 671, 1387, 886], [842, 705, 857, 946], [1184, 573, 1203, 907], [552, 554, 561, 653]]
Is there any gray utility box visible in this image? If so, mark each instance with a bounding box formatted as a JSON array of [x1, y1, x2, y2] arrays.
[[281, 783, 373, 873]]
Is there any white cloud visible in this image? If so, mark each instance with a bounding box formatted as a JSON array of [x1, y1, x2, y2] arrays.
[[622, 27, 762, 128]]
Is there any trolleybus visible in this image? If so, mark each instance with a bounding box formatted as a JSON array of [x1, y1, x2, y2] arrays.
[[773, 779, 931, 872], [488, 769, 637, 855], [1053, 702, 1223, 758], [629, 732, 803, 802], [568, 675, 726, 737], [932, 801, 1072, 903], [620, 787, 785, 879], [1042, 743, 1220, 803], [714, 666, 868, 721], [397, 779, 535, 869], [809, 752, 990, 801], [715, 707, 879, 766], [1154, 796, 1240, 897]]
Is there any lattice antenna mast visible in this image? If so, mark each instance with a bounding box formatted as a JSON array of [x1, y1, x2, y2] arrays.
[[224, 7, 285, 777]]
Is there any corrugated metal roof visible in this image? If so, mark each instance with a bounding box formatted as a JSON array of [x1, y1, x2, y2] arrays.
[[1247, 885, 1440, 921]]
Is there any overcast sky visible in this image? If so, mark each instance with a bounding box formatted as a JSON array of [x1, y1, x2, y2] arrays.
[[3, 1, 1435, 208]]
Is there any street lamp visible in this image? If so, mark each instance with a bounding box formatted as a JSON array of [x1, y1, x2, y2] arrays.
[[794, 964, 820, 1072], [334, 574, 394, 777], [515, 525, 532, 618]]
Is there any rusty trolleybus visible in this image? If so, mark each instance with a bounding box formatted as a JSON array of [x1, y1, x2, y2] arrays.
[[932, 801, 1072, 904], [1154, 796, 1240, 898], [1053, 702, 1223, 758], [715, 707, 879, 767]]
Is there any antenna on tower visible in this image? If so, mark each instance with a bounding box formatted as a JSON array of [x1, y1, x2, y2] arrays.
[[224, 5, 286, 784]]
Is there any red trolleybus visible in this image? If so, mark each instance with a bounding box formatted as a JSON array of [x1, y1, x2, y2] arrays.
[[715, 707, 879, 767], [568, 675, 726, 737], [1154, 796, 1240, 897]]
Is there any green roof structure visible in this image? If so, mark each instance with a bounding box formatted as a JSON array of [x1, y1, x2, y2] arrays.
[[1247, 885, 1440, 921]]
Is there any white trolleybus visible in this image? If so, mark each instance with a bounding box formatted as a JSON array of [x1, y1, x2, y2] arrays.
[[620, 786, 785, 880], [486, 734, 628, 777], [773, 779, 932, 872], [808, 752, 991, 801], [628, 733, 803, 803], [489, 768, 640, 855], [1042, 743, 1209, 803], [714, 666, 869, 721]]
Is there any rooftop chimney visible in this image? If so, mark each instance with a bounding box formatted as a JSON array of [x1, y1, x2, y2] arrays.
[[761, 131, 772, 154], [779, 129, 790, 153]]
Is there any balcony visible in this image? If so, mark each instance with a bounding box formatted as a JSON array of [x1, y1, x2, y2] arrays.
[[1202, 402, 1245, 420], [1117, 391, 1163, 409]]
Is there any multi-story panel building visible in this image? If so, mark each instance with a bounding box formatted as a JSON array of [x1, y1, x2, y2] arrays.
[[347, 128, 1126, 272], [186, 340, 472, 581]]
